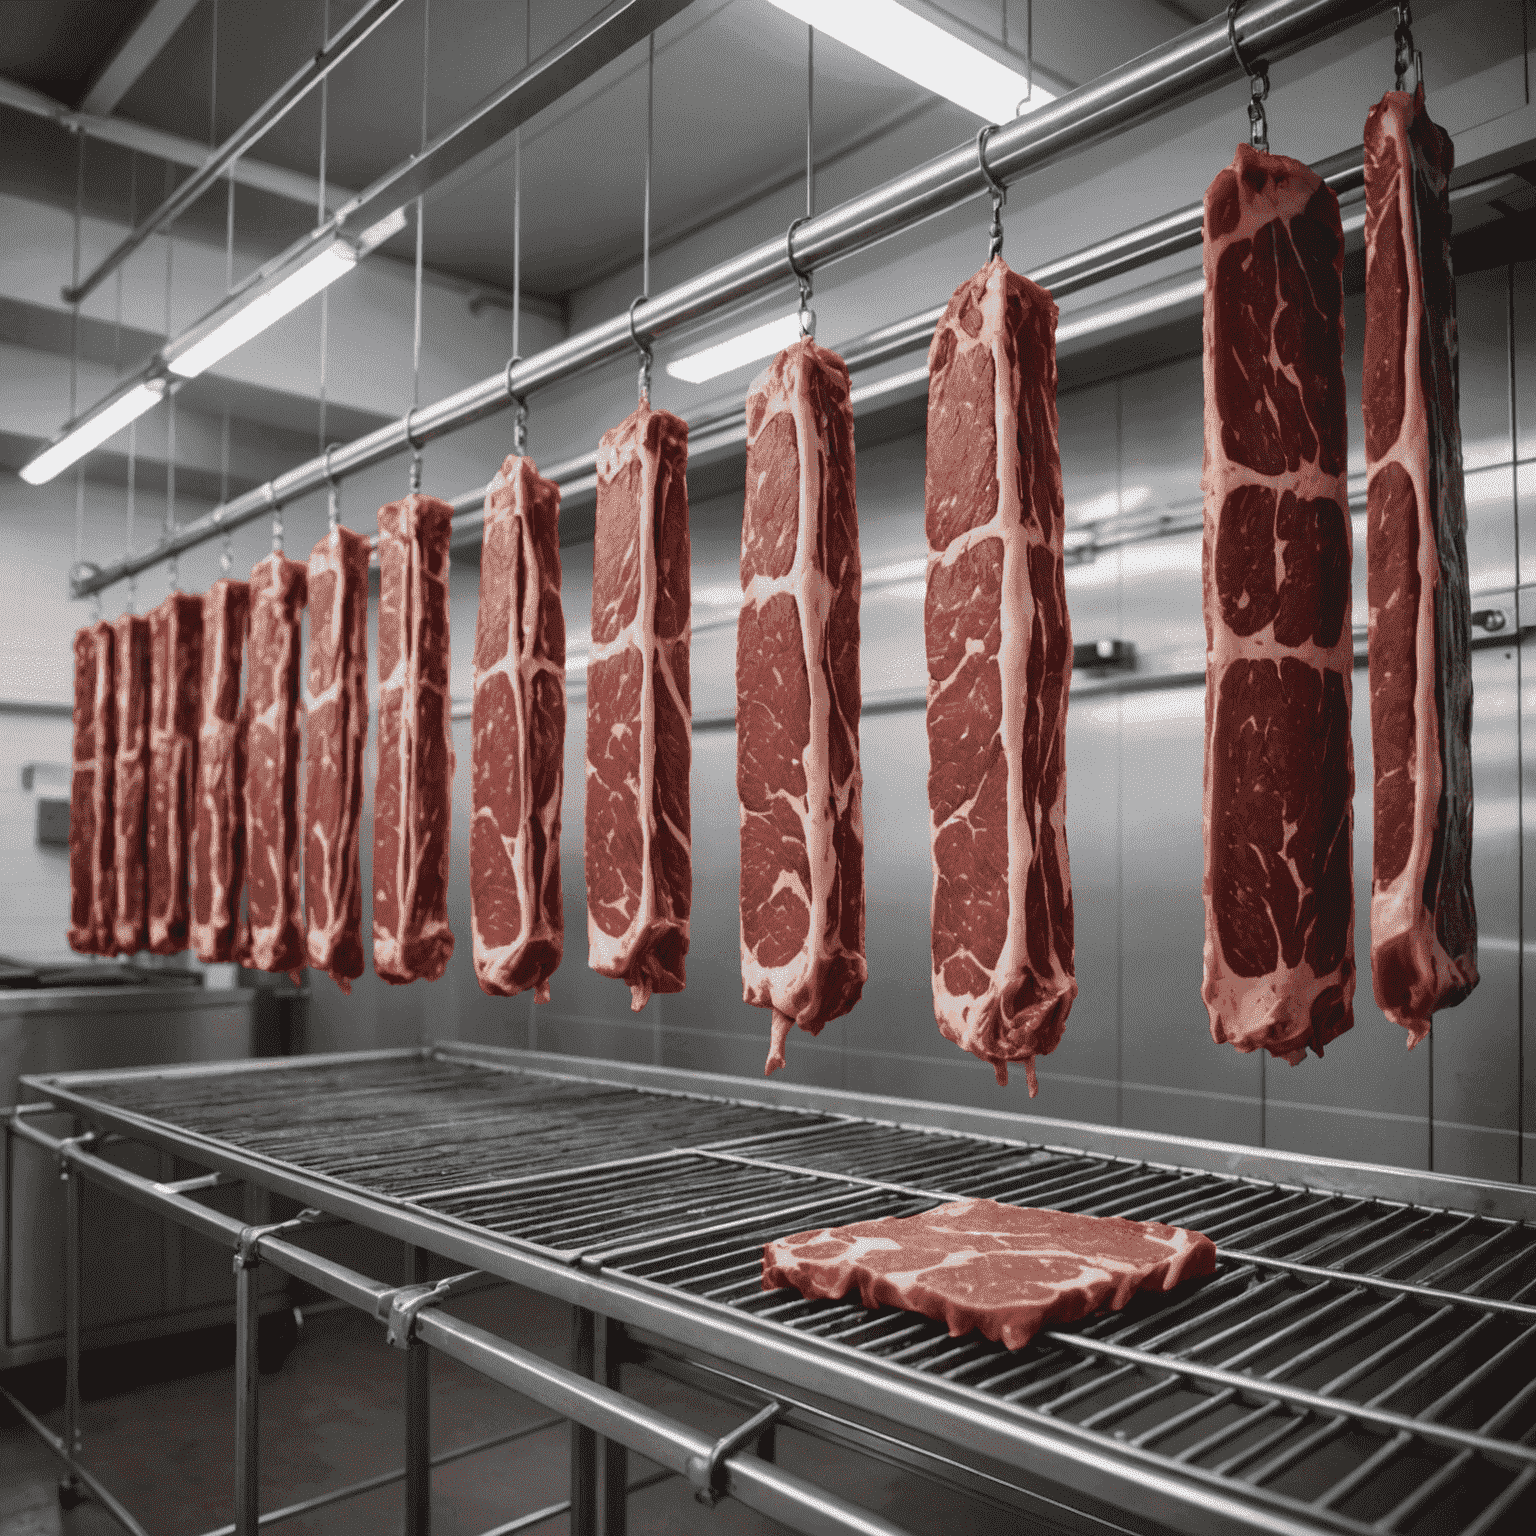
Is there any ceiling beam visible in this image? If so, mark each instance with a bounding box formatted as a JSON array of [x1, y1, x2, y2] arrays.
[[0, 73, 350, 211], [80, 0, 203, 115]]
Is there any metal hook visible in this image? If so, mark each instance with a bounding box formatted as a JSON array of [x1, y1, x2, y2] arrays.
[[628, 294, 654, 405], [786, 216, 815, 339], [1393, 3, 1421, 92], [403, 407, 424, 493], [976, 125, 1007, 261], [513, 396, 529, 456], [1227, 3, 1270, 153], [322, 442, 341, 531], [267, 481, 283, 554]]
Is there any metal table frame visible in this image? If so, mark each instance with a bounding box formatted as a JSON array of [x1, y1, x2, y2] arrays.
[[8, 1043, 1535, 1536]]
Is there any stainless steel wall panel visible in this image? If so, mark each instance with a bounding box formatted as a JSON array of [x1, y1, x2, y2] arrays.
[[1517, 259, 1535, 467], [1457, 269, 1516, 475], [1115, 684, 1264, 1145], [1431, 643, 1522, 1180]]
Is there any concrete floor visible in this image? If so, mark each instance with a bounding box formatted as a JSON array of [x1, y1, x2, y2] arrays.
[[1, 1280, 1046, 1536]]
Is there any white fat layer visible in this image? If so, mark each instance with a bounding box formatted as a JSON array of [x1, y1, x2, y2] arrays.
[[472, 459, 564, 998], [1200, 151, 1355, 1059], [928, 263, 1074, 1072], [245, 555, 305, 971], [738, 343, 864, 1053], [586, 409, 692, 1007], [1365, 100, 1471, 1041], [374, 506, 454, 974]]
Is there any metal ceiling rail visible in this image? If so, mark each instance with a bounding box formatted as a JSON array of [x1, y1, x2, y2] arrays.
[[70, 0, 1385, 599], [62, 0, 407, 306]]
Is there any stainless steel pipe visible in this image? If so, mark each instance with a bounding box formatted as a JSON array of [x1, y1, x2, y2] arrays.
[[71, 0, 1385, 599]]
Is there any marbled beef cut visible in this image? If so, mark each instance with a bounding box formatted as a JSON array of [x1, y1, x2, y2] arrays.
[[585, 404, 691, 1009], [305, 526, 370, 991], [374, 494, 456, 984], [1363, 87, 1477, 1045], [110, 613, 151, 955], [242, 553, 307, 979], [738, 339, 865, 1074], [147, 592, 202, 955], [471, 456, 565, 1001], [190, 579, 249, 962], [925, 257, 1075, 1095], [68, 622, 115, 955], [764, 1199, 1216, 1352], [1201, 143, 1355, 1063]]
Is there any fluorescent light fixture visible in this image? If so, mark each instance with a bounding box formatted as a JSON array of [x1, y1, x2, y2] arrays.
[[169, 241, 358, 379], [764, 0, 1054, 123], [666, 312, 804, 384], [20, 380, 166, 485]]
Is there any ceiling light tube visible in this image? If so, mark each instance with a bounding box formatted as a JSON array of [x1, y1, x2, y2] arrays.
[[763, 0, 1054, 123], [666, 312, 806, 384], [166, 206, 407, 381], [20, 379, 167, 486], [167, 241, 358, 380]]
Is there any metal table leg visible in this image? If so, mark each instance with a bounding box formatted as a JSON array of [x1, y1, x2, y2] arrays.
[[594, 1316, 627, 1536], [58, 1148, 83, 1509], [405, 1245, 432, 1536], [234, 1248, 261, 1535], [569, 1307, 597, 1536]]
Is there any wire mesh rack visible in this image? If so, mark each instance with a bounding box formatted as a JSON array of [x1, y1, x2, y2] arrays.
[[31, 1048, 1536, 1536]]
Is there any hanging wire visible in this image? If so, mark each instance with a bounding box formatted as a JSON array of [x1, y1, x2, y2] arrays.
[[408, 0, 430, 492], [510, 1, 529, 455], [1227, 1, 1270, 152], [1003, 0, 1034, 115], [629, 27, 655, 405], [317, 0, 331, 479], [70, 130, 85, 576], [220, 411, 234, 572], [124, 153, 137, 612], [786, 26, 815, 339], [1393, 3, 1421, 91], [163, 160, 179, 590], [805, 25, 814, 219]]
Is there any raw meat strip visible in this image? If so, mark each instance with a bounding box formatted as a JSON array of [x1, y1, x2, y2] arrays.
[[374, 494, 456, 984], [738, 339, 865, 1074], [305, 526, 371, 991], [67, 622, 115, 955], [471, 456, 565, 1000], [925, 257, 1075, 1095], [1201, 143, 1355, 1063], [147, 592, 202, 955], [764, 1199, 1216, 1352], [110, 613, 151, 955], [585, 404, 691, 1008], [190, 579, 249, 962], [243, 552, 308, 978], [1363, 87, 1476, 1044]]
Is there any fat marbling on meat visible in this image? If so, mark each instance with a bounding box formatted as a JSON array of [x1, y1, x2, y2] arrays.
[[764, 1199, 1216, 1352], [1201, 143, 1355, 1063], [190, 579, 249, 962], [1363, 86, 1477, 1044], [147, 592, 202, 955], [925, 256, 1075, 1095], [585, 404, 691, 1009], [68, 622, 115, 955], [243, 552, 308, 979], [738, 337, 865, 1075], [304, 526, 371, 991], [374, 494, 456, 984], [471, 455, 566, 1001]]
